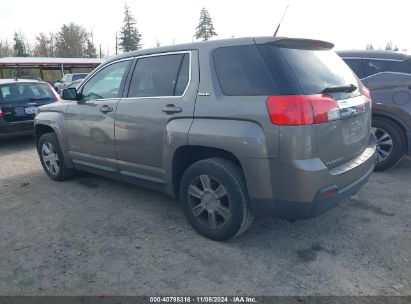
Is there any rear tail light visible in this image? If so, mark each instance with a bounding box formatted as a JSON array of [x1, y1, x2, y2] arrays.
[[266, 94, 340, 125], [362, 86, 371, 100], [0, 107, 3, 119]]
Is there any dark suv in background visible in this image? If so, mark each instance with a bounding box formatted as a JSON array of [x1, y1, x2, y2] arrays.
[[0, 79, 60, 139], [338, 50, 411, 170]]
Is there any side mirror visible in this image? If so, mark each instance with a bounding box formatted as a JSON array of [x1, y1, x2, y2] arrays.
[[61, 87, 78, 100]]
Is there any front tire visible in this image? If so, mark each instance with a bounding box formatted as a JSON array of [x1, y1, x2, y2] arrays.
[[37, 132, 74, 181], [179, 158, 253, 241], [372, 117, 405, 171]]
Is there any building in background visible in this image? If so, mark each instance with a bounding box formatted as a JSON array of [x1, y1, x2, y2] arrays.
[[0, 57, 103, 84]]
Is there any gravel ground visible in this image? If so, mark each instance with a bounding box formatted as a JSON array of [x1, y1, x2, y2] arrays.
[[0, 136, 410, 296]]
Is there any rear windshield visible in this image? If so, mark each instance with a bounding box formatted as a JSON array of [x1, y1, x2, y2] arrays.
[[274, 47, 360, 95], [0, 83, 55, 103], [213, 44, 360, 97]]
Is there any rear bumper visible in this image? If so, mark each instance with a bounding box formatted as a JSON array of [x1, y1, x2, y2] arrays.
[[0, 120, 34, 137], [249, 139, 376, 220]]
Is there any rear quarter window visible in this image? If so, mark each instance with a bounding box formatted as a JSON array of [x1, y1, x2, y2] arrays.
[[213, 45, 278, 96]]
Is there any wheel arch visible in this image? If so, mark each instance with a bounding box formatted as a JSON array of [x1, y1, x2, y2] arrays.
[[171, 145, 245, 199], [34, 124, 56, 144], [372, 112, 409, 154]]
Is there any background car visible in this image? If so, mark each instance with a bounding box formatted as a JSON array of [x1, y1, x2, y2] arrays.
[[67, 79, 83, 90], [338, 50, 411, 170], [53, 73, 88, 92], [56, 79, 84, 95], [0, 79, 60, 139]]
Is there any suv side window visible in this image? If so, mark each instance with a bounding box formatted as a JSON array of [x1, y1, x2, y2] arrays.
[[363, 59, 410, 77], [343, 58, 365, 79], [213, 45, 277, 96], [80, 60, 131, 101], [128, 53, 189, 97]]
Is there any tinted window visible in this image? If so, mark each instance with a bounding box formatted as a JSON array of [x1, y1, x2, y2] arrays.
[[213, 45, 277, 96], [0, 83, 55, 103], [128, 53, 188, 97], [364, 59, 411, 77], [278, 47, 360, 96], [81, 60, 130, 101], [343, 58, 365, 79]]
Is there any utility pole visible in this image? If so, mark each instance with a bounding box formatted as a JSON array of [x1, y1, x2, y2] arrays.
[[90, 26, 95, 44], [115, 32, 118, 55], [99, 44, 102, 59]]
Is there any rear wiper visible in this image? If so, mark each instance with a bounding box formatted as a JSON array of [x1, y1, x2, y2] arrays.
[[29, 97, 52, 101], [321, 84, 357, 94]]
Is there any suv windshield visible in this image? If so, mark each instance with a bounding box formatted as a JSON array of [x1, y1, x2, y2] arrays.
[[0, 83, 55, 103]]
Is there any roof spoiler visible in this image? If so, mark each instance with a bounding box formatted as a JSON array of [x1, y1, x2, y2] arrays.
[[254, 37, 334, 50]]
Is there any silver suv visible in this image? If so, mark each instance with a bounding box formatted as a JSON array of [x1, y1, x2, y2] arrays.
[[34, 37, 376, 240]]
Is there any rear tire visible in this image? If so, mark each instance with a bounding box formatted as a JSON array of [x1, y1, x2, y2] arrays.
[[372, 117, 405, 171], [179, 158, 253, 241], [37, 132, 74, 181]]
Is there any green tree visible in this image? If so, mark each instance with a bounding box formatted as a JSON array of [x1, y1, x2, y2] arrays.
[[84, 35, 97, 58], [119, 4, 142, 52], [13, 32, 29, 57], [56, 23, 87, 57], [385, 41, 393, 51], [0, 39, 13, 57], [33, 33, 53, 57], [195, 8, 217, 41]]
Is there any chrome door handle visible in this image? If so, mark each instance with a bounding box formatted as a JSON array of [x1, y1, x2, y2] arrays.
[[100, 105, 113, 114], [162, 104, 182, 114]]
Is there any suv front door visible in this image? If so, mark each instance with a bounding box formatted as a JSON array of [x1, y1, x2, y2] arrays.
[[114, 51, 198, 185], [66, 59, 132, 174]]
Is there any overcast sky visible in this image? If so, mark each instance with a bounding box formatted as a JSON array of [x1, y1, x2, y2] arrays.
[[0, 0, 409, 55]]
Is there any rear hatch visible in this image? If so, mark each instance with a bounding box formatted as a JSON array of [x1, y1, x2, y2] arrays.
[[0, 82, 58, 122], [258, 39, 372, 168]]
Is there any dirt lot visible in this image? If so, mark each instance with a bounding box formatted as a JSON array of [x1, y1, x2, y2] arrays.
[[0, 136, 410, 296]]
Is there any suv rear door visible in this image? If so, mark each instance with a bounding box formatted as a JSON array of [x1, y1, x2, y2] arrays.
[[362, 58, 411, 104], [258, 42, 372, 168], [114, 51, 199, 185]]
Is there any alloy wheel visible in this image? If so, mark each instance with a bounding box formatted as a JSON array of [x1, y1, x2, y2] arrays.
[[187, 175, 231, 229], [41, 142, 60, 176], [372, 127, 394, 163]]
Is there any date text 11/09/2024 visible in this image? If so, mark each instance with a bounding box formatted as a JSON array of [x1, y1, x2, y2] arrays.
[[149, 296, 257, 303]]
